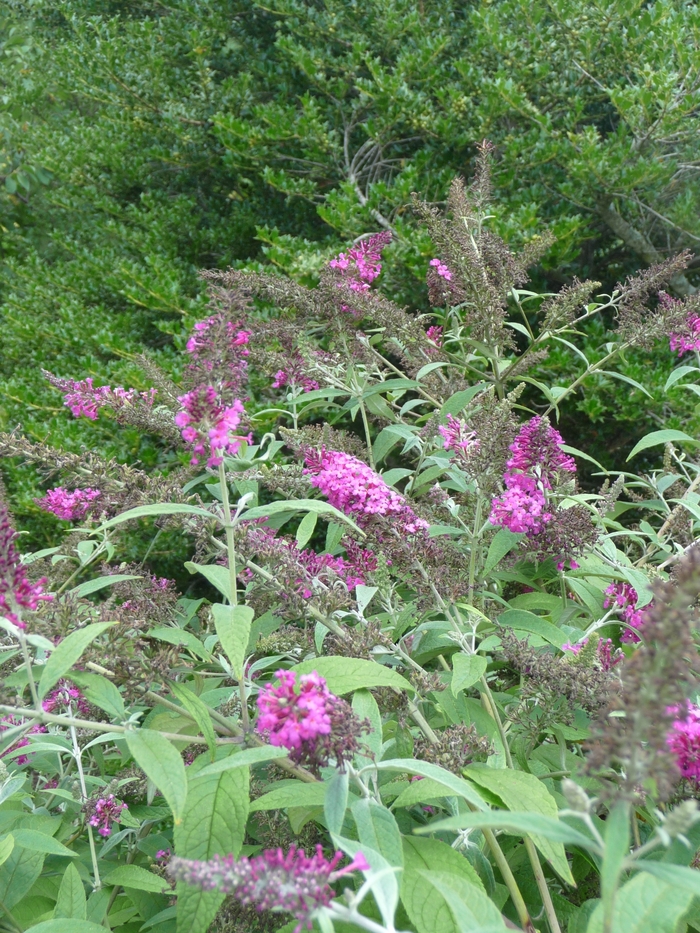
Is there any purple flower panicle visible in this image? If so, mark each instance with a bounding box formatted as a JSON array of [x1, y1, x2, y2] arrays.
[[604, 582, 645, 643], [36, 487, 101, 522], [0, 504, 52, 629], [661, 291, 700, 356], [429, 258, 452, 280], [0, 716, 47, 765], [257, 670, 333, 752], [169, 845, 369, 932], [44, 372, 156, 421], [42, 680, 90, 716], [86, 794, 128, 837], [439, 415, 480, 461], [304, 449, 428, 535], [329, 232, 391, 314], [489, 417, 576, 538], [175, 387, 248, 468], [668, 703, 700, 782]]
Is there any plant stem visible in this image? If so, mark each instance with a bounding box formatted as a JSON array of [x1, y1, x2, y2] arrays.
[[524, 837, 562, 933], [218, 461, 250, 732], [358, 397, 375, 469], [17, 630, 40, 712], [475, 813, 534, 932], [69, 715, 101, 890], [543, 343, 630, 417], [0, 898, 22, 933], [468, 494, 484, 606], [218, 461, 238, 608]]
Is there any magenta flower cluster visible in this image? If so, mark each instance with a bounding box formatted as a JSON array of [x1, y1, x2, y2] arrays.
[[45, 372, 156, 421], [562, 638, 622, 671], [169, 845, 369, 932], [0, 716, 47, 765], [87, 794, 128, 837], [660, 291, 700, 356], [0, 504, 52, 629], [604, 582, 644, 643], [439, 415, 480, 459], [35, 487, 101, 522], [425, 325, 443, 351], [489, 417, 575, 536], [186, 317, 251, 360], [295, 546, 374, 598], [42, 680, 90, 716], [667, 703, 700, 782], [429, 258, 452, 280], [175, 387, 248, 468], [304, 448, 428, 535], [273, 370, 319, 394], [329, 231, 391, 293], [257, 670, 333, 752]]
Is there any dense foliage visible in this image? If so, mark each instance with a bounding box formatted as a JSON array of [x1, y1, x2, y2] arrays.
[[3, 0, 700, 543], [2, 161, 700, 933]]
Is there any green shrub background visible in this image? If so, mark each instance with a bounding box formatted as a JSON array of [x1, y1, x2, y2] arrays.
[[2, 0, 700, 542]]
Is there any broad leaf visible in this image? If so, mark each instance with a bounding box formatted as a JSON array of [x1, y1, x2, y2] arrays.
[[411, 871, 508, 933], [290, 657, 414, 695], [483, 528, 522, 575], [419, 811, 594, 848], [125, 729, 188, 824], [0, 846, 45, 910], [94, 503, 218, 532], [451, 655, 487, 696], [54, 863, 87, 920], [12, 830, 77, 857], [324, 770, 349, 835], [626, 429, 700, 461], [586, 871, 694, 933], [24, 923, 108, 933], [169, 682, 217, 756], [174, 758, 249, 933], [352, 798, 403, 868], [102, 865, 170, 893], [184, 562, 233, 602], [196, 745, 288, 778], [70, 574, 141, 598], [250, 782, 326, 812], [377, 760, 485, 810], [212, 603, 254, 680], [38, 621, 115, 699], [242, 499, 364, 536], [464, 766, 573, 882]]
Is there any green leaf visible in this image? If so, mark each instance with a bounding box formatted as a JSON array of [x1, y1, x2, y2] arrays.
[[439, 385, 487, 418], [633, 860, 700, 895], [295, 510, 318, 549], [352, 689, 383, 759], [184, 562, 232, 602], [392, 777, 452, 809], [600, 801, 630, 928], [212, 604, 254, 680], [69, 673, 125, 720], [376, 760, 485, 810], [174, 756, 249, 933], [125, 729, 188, 825], [324, 770, 349, 835], [169, 682, 217, 756], [409, 870, 507, 933], [418, 811, 594, 848], [94, 503, 218, 532], [597, 369, 653, 399], [451, 655, 487, 696], [146, 626, 211, 661], [0, 846, 45, 910], [664, 365, 700, 391], [69, 574, 141, 598], [12, 830, 77, 858], [250, 782, 326, 812], [626, 429, 700, 461], [483, 528, 523, 575], [242, 499, 364, 536], [54, 863, 87, 920], [38, 621, 115, 699], [403, 836, 484, 893], [24, 923, 108, 933], [463, 766, 574, 883], [102, 865, 170, 894], [290, 657, 414, 695], [352, 798, 403, 868], [196, 745, 288, 778], [586, 871, 693, 933], [497, 610, 566, 648], [0, 835, 13, 868]]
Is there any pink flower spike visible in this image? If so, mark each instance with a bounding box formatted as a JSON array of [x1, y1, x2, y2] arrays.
[[36, 487, 101, 522]]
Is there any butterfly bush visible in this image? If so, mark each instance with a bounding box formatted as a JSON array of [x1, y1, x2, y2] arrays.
[[3, 162, 700, 933], [169, 846, 369, 932], [304, 448, 429, 535], [36, 487, 101, 521]]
